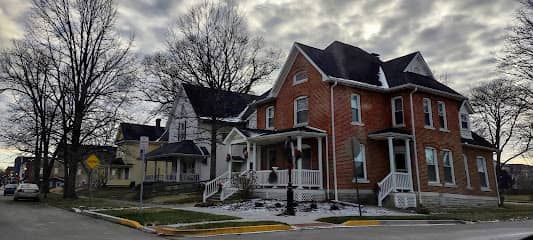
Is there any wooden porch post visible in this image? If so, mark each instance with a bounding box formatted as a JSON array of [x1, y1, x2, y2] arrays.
[[405, 138, 414, 191], [252, 143, 257, 171], [387, 136, 397, 192], [175, 159, 180, 182], [317, 137, 323, 189], [246, 142, 251, 171], [227, 144, 232, 174], [165, 160, 168, 182], [297, 135, 303, 189]]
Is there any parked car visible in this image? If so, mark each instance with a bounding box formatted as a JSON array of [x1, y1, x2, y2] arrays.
[[13, 184, 40, 201], [3, 184, 18, 196]]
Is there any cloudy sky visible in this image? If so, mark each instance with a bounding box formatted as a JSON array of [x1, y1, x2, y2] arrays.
[[0, 0, 527, 168]]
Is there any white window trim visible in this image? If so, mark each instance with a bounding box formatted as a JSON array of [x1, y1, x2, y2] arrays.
[[442, 149, 456, 186], [423, 98, 434, 128], [266, 106, 274, 129], [352, 144, 369, 183], [351, 94, 362, 125], [477, 156, 491, 191], [425, 147, 440, 185], [293, 70, 308, 85], [463, 154, 472, 189], [460, 112, 470, 131], [437, 101, 448, 131], [294, 96, 309, 126], [391, 96, 405, 127]]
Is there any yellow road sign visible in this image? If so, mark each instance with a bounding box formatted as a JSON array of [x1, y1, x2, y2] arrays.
[[85, 154, 100, 169]]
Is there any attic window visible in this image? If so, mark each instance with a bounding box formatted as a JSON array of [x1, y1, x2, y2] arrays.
[[293, 71, 307, 85]]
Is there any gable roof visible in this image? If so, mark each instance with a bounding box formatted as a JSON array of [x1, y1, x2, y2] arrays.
[[290, 41, 463, 97], [145, 140, 209, 159], [119, 123, 166, 142], [461, 131, 495, 150], [182, 84, 259, 119]]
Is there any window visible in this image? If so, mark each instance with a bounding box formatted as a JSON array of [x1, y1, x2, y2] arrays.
[[293, 71, 307, 84], [353, 144, 367, 181], [177, 121, 187, 141], [425, 148, 439, 183], [392, 97, 404, 126], [437, 101, 447, 130], [423, 98, 433, 127], [266, 106, 275, 129], [463, 154, 472, 189], [460, 113, 469, 129], [477, 157, 490, 189], [351, 94, 362, 123], [124, 168, 129, 180], [442, 150, 455, 185], [294, 96, 308, 125]]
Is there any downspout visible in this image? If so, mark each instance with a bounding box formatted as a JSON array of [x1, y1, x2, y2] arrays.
[[330, 80, 339, 201], [409, 86, 422, 205], [325, 136, 330, 199]]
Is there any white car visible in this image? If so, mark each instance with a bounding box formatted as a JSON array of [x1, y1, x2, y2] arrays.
[[13, 184, 40, 201]]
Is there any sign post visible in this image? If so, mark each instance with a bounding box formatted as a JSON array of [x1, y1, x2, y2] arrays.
[[139, 136, 149, 212], [345, 137, 362, 216], [85, 154, 100, 208], [283, 137, 295, 216]]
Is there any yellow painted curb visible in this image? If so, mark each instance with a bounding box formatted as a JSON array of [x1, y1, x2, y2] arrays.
[[156, 224, 292, 236], [118, 218, 143, 229], [343, 220, 381, 226]]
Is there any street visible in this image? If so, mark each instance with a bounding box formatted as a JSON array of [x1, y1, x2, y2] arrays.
[[0, 194, 162, 240], [1, 193, 533, 240]]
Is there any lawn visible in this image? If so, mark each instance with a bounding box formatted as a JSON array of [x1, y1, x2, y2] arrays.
[[44, 193, 134, 210], [175, 221, 286, 230], [317, 215, 448, 224], [433, 203, 533, 221], [99, 207, 240, 225], [77, 187, 137, 201], [147, 192, 202, 205], [503, 194, 533, 203]]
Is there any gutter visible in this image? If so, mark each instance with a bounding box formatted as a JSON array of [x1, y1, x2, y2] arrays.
[[409, 86, 422, 205], [330, 80, 339, 201]]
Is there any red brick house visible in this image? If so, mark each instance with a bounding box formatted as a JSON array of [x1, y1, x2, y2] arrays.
[[214, 41, 498, 208]]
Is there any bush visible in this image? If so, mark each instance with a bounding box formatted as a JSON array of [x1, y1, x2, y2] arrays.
[[415, 205, 431, 214]]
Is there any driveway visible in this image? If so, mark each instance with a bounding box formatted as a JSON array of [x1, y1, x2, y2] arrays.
[[0, 192, 163, 240]]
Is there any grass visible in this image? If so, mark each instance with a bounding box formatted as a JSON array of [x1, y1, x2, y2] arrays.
[[175, 221, 287, 230], [147, 192, 202, 205], [44, 193, 134, 210], [77, 187, 137, 201], [433, 203, 533, 221], [99, 207, 240, 225], [503, 194, 533, 202], [317, 215, 450, 224]]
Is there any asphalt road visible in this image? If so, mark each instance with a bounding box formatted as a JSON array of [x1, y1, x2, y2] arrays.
[[183, 220, 533, 240], [0, 193, 162, 240]]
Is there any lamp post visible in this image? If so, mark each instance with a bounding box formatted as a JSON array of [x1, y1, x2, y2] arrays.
[[284, 137, 295, 216]]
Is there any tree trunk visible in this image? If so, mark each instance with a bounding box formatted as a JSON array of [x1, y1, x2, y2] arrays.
[[63, 115, 83, 199]]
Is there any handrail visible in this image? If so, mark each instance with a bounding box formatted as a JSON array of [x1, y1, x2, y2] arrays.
[[378, 172, 394, 207], [202, 171, 229, 202], [378, 172, 413, 207]]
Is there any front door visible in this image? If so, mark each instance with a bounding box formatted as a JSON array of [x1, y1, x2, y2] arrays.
[[394, 152, 407, 173]]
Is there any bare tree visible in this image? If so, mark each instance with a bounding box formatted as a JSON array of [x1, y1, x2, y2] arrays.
[[470, 79, 533, 173], [29, 0, 136, 198], [143, 0, 279, 179]]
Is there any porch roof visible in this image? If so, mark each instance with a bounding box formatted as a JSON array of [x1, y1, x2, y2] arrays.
[[145, 140, 209, 160], [224, 126, 327, 144], [368, 127, 412, 140]]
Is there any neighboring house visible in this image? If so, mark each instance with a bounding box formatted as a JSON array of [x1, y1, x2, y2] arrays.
[[506, 163, 533, 192], [113, 121, 167, 186], [14, 156, 34, 182], [219, 41, 498, 208], [146, 84, 258, 183]]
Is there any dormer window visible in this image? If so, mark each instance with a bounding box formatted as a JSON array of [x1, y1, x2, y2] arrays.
[[293, 71, 307, 85], [460, 113, 469, 129], [391, 96, 404, 126], [459, 101, 473, 139], [266, 106, 274, 129]]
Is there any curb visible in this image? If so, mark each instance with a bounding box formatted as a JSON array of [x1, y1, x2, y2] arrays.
[[155, 224, 293, 237], [75, 208, 155, 234], [343, 219, 466, 227]]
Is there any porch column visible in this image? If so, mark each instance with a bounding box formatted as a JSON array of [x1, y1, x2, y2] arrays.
[[297, 135, 303, 189], [175, 159, 180, 182], [317, 137, 323, 189], [246, 142, 251, 171], [165, 160, 168, 181], [404, 138, 414, 191], [227, 144, 232, 174], [387, 136, 397, 192], [252, 143, 257, 171]]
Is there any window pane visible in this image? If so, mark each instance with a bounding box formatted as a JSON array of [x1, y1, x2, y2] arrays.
[[444, 166, 453, 183], [425, 149, 435, 165], [395, 111, 403, 125], [394, 98, 403, 110], [439, 116, 446, 128], [354, 162, 364, 179], [425, 113, 431, 126], [461, 114, 469, 129], [294, 71, 307, 82], [479, 172, 488, 187], [351, 95, 360, 122], [427, 165, 437, 182], [297, 110, 308, 124], [297, 98, 308, 110], [352, 108, 360, 122]]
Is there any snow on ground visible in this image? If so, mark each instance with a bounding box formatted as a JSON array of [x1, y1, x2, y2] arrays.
[[179, 199, 416, 225]]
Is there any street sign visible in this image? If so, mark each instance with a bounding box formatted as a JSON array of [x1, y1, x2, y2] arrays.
[[85, 154, 100, 169], [139, 136, 149, 156], [344, 137, 361, 159]]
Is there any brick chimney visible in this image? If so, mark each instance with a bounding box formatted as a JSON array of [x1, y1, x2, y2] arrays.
[[155, 119, 161, 128]]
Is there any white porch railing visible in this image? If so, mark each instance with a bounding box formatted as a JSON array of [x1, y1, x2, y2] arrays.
[[377, 172, 413, 207], [202, 171, 229, 202], [255, 169, 321, 188], [180, 173, 200, 183], [145, 174, 200, 183]]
